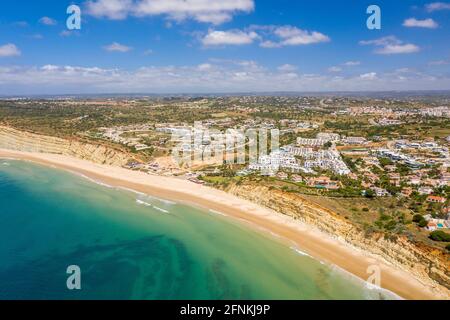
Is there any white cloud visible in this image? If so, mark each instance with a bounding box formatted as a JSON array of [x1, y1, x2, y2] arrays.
[[85, 0, 133, 20], [377, 44, 420, 55], [272, 26, 330, 46], [360, 36, 420, 55], [0, 44, 21, 57], [429, 60, 449, 65], [277, 64, 298, 72], [259, 40, 280, 48], [103, 42, 133, 52], [343, 61, 361, 66], [248, 25, 330, 48], [327, 61, 361, 72], [403, 18, 438, 29], [395, 68, 413, 73], [197, 63, 213, 71], [360, 36, 399, 46], [85, 0, 254, 24], [359, 72, 377, 80], [328, 66, 342, 72], [202, 30, 258, 46], [0, 63, 449, 94], [41, 65, 60, 71], [39, 16, 57, 25], [425, 2, 450, 12]]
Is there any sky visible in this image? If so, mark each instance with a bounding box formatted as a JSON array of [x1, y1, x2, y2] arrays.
[[0, 0, 449, 94]]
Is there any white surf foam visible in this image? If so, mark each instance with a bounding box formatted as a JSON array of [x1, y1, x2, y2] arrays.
[[153, 206, 169, 214], [209, 209, 228, 217], [120, 187, 176, 205], [72, 172, 114, 189], [290, 246, 311, 257], [136, 199, 152, 207], [136, 199, 170, 214]]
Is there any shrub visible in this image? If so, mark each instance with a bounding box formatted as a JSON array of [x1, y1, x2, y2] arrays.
[[412, 214, 428, 228], [429, 231, 450, 242], [446, 244, 450, 252], [418, 220, 428, 228], [364, 189, 375, 198]]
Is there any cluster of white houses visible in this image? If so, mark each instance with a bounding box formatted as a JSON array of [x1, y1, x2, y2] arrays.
[[421, 106, 450, 118], [100, 125, 153, 151], [248, 145, 351, 176], [248, 150, 313, 175], [296, 133, 367, 147], [375, 149, 424, 169], [285, 146, 351, 175], [394, 140, 449, 158]]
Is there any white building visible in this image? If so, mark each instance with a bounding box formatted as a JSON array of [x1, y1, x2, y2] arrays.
[[316, 132, 340, 142]]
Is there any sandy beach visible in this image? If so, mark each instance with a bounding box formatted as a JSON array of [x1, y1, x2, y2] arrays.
[[0, 148, 447, 300]]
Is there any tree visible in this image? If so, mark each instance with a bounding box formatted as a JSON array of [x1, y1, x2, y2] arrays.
[[413, 214, 428, 227], [429, 231, 450, 242], [418, 219, 428, 228], [364, 189, 375, 198], [379, 157, 393, 167]]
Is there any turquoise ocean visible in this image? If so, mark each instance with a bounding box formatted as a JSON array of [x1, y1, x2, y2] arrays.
[[0, 159, 398, 300]]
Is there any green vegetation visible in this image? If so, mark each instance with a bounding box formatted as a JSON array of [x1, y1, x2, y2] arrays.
[[429, 231, 450, 242], [413, 214, 428, 228], [374, 211, 407, 233]]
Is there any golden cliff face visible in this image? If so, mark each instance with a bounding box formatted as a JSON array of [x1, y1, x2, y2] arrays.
[[0, 126, 133, 166], [227, 184, 450, 297]]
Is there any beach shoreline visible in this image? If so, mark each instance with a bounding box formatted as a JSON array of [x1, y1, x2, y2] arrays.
[[0, 148, 447, 300]]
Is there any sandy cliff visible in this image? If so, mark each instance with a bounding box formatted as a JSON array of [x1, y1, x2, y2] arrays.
[[227, 184, 450, 297], [0, 126, 133, 166]]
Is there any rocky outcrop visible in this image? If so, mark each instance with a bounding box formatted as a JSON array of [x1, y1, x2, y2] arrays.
[[0, 126, 133, 166], [226, 184, 450, 297]]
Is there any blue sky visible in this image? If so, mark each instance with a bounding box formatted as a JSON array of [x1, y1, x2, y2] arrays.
[[0, 0, 449, 94]]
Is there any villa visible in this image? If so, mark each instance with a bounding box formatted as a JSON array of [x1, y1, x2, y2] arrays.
[[307, 177, 340, 190], [427, 196, 447, 204]]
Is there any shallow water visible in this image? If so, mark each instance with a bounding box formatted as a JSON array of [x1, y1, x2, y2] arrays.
[[0, 159, 398, 300]]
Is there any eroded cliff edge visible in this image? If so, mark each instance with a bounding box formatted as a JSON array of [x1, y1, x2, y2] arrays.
[[0, 126, 134, 166], [226, 184, 450, 298]]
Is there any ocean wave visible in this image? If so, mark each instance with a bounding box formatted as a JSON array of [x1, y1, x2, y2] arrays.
[[136, 199, 170, 214], [1, 162, 10, 166], [209, 209, 227, 217], [74, 172, 114, 189], [75, 173, 176, 207], [147, 196, 176, 205], [119, 187, 147, 196], [328, 265, 402, 300], [136, 199, 152, 207], [290, 246, 311, 257], [153, 206, 169, 214], [121, 187, 176, 205]]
